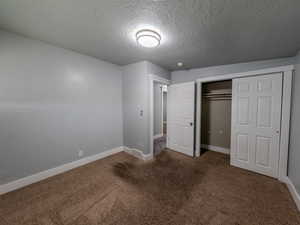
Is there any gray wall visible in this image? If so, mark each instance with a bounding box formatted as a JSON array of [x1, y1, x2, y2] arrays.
[[288, 51, 300, 194], [122, 61, 170, 154], [163, 92, 167, 123], [147, 62, 171, 80], [122, 61, 149, 153], [148, 62, 170, 136], [153, 82, 162, 136], [172, 57, 295, 84], [0, 30, 123, 185]]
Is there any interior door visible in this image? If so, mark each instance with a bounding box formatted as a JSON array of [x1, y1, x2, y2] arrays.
[[167, 82, 195, 156], [231, 73, 282, 178]]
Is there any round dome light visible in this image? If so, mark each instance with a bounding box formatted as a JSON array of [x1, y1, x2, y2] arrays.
[[136, 29, 161, 48], [177, 62, 184, 67]]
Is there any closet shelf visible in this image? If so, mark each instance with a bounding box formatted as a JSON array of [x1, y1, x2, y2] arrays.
[[202, 89, 232, 100]]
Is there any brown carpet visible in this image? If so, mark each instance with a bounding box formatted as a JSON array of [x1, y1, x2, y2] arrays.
[[0, 150, 299, 225]]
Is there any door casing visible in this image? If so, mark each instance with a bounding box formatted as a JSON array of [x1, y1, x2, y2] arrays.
[[149, 74, 171, 157]]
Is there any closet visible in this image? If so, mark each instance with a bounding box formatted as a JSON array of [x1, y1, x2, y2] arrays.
[[201, 80, 232, 155], [199, 74, 282, 178], [168, 69, 291, 179]]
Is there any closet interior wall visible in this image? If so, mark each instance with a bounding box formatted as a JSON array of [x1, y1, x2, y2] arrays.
[[201, 80, 232, 154]]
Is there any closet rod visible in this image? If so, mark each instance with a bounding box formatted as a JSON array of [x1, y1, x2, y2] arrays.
[[203, 98, 232, 100]]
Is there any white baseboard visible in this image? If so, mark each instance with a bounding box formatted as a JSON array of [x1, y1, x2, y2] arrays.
[[153, 134, 164, 139], [281, 176, 300, 211], [201, 144, 230, 155], [0, 146, 124, 195], [124, 146, 153, 161]]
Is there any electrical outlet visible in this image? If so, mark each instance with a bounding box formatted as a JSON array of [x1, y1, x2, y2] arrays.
[[78, 149, 84, 157]]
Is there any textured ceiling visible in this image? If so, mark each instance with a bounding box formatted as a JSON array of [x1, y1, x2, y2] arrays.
[[0, 0, 299, 71]]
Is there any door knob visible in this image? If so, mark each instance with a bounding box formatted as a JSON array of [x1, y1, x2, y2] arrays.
[[190, 122, 193, 126]]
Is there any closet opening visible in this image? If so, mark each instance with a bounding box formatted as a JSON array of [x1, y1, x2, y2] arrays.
[[200, 80, 232, 156]]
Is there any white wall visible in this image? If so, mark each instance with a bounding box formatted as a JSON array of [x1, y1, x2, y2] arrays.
[[0, 30, 123, 185], [172, 57, 295, 84], [288, 51, 300, 194]]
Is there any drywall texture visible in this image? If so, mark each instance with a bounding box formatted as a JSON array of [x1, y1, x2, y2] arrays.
[[163, 92, 167, 123], [122, 61, 149, 154], [0, 30, 123, 185], [288, 51, 300, 194], [153, 82, 162, 136], [201, 81, 232, 149], [122, 61, 170, 154], [172, 57, 295, 83], [1, 0, 299, 70], [147, 62, 171, 80]]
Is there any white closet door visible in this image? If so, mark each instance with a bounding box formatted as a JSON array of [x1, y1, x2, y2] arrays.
[[167, 82, 195, 157], [231, 73, 282, 178]]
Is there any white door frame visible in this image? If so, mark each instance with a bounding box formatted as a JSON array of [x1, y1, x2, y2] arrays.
[[149, 74, 171, 156], [195, 65, 294, 181], [166, 82, 196, 157], [161, 86, 167, 136]]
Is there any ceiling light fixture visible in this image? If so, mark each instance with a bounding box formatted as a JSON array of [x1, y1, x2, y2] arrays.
[[177, 62, 184, 67], [136, 29, 161, 48]]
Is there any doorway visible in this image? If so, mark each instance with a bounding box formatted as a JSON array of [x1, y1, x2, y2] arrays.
[[153, 83, 168, 156], [149, 74, 171, 158], [201, 80, 232, 155]]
